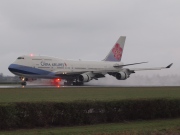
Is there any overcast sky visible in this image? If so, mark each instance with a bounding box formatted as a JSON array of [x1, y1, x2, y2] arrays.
[[0, 0, 179, 76]]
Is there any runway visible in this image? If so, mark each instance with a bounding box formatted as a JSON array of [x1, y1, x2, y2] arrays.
[[0, 84, 178, 88], [0, 85, 59, 88], [0, 84, 128, 88], [0, 82, 131, 88], [0, 84, 86, 88]]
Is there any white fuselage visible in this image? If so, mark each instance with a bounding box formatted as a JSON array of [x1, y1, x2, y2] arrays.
[[9, 55, 123, 79]]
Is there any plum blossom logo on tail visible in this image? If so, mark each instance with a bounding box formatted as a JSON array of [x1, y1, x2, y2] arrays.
[[112, 44, 122, 60]]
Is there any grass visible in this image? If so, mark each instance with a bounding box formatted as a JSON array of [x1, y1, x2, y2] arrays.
[[0, 87, 180, 134], [0, 87, 179, 103], [0, 118, 180, 135]]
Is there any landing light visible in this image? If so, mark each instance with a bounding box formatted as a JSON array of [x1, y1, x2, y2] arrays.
[[30, 54, 34, 57], [54, 78, 61, 82], [57, 78, 61, 81]]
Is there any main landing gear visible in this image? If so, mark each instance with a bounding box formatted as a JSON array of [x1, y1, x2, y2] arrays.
[[64, 81, 84, 86]]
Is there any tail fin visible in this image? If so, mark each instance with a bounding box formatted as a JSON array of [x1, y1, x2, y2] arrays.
[[103, 36, 126, 62]]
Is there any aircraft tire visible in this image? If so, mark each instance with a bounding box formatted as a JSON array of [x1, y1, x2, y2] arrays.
[[64, 81, 72, 86], [67, 82, 72, 86], [79, 82, 84, 86], [21, 82, 26, 86], [73, 82, 83, 86], [73, 82, 77, 86], [64, 82, 67, 86]]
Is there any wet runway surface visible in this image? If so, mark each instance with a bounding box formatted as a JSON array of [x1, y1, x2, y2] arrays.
[[0, 84, 127, 88], [0, 84, 177, 88], [0, 85, 58, 88]]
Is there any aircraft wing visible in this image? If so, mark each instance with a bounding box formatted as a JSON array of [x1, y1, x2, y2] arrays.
[[53, 63, 173, 81], [129, 63, 173, 72], [113, 62, 148, 68], [54, 70, 106, 79], [107, 63, 173, 80], [54, 71, 85, 75], [53, 63, 173, 76]]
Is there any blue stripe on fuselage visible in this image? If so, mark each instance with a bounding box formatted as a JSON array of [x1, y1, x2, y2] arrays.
[[8, 64, 51, 75]]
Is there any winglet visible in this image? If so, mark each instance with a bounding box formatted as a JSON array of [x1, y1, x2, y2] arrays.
[[166, 63, 173, 68]]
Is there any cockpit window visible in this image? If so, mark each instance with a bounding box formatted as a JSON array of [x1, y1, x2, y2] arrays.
[[17, 57, 24, 59]]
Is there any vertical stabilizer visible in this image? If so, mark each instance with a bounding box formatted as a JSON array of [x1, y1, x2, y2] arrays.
[[103, 36, 126, 62]]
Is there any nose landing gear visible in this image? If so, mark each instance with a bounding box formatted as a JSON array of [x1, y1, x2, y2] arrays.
[[20, 77, 27, 86], [21, 81, 27, 86]]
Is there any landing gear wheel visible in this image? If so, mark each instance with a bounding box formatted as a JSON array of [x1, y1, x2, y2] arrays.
[[73, 82, 77, 86], [21, 82, 26, 86], [64, 82, 72, 86], [73, 82, 84, 86], [67, 82, 72, 86], [78, 82, 84, 86], [64, 82, 67, 86]]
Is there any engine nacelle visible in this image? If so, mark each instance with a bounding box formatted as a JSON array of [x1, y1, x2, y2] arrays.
[[78, 73, 91, 82], [116, 72, 129, 80]]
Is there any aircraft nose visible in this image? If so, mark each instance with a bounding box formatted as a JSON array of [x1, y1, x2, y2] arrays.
[[8, 64, 14, 73]]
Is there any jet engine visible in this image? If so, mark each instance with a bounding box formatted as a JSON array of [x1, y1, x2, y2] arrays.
[[116, 72, 129, 80], [78, 73, 91, 82], [78, 72, 95, 82]]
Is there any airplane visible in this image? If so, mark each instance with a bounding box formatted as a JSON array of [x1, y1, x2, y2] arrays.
[[8, 36, 173, 86]]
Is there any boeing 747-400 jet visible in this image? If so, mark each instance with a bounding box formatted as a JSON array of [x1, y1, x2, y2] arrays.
[[8, 36, 173, 86]]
